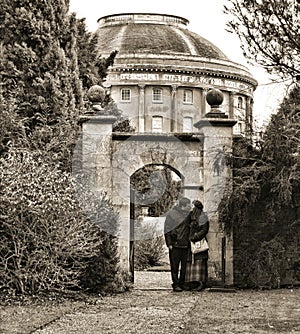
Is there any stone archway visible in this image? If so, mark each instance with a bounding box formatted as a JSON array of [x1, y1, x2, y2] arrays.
[[111, 133, 204, 273], [79, 89, 237, 286]]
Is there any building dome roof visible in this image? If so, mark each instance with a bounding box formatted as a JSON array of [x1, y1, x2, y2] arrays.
[[97, 13, 228, 60], [96, 13, 257, 89]]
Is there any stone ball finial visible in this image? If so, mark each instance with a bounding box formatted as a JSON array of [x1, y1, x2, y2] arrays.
[[87, 85, 106, 114], [87, 85, 105, 103], [206, 88, 224, 107]]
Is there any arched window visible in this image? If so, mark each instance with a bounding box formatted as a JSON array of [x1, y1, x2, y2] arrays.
[[234, 122, 243, 134], [152, 116, 163, 132], [183, 116, 193, 132], [237, 97, 243, 109]]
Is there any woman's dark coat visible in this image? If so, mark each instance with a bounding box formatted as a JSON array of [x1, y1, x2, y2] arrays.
[[187, 211, 209, 261]]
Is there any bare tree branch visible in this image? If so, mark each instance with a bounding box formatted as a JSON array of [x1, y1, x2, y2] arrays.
[[225, 0, 300, 79]]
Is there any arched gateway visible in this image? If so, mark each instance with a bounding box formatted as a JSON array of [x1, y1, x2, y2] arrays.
[[79, 87, 237, 286]]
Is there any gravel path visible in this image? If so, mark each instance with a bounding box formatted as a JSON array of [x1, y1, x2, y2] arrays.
[[34, 290, 196, 334], [134, 270, 172, 290], [34, 271, 188, 334], [1, 271, 300, 334]]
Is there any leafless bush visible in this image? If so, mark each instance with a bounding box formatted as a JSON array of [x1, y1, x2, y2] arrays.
[[0, 148, 122, 294], [134, 222, 165, 270]]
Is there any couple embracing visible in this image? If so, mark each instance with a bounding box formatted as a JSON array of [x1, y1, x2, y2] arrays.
[[164, 197, 209, 292]]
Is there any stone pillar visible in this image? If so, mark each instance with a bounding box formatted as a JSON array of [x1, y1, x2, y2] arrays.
[[81, 115, 116, 197], [80, 85, 117, 197], [229, 91, 235, 118], [245, 96, 253, 135], [171, 84, 178, 132], [250, 98, 254, 131], [138, 84, 145, 132], [79, 85, 131, 272], [194, 88, 236, 286], [200, 88, 208, 116], [80, 111, 134, 272]]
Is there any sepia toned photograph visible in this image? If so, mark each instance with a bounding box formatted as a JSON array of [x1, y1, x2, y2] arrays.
[[0, 0, 299, 333]]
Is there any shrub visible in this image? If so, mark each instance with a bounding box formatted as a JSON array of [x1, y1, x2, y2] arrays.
[[219, 87, 300, 288], [0, 148, 124, 294], [134, 221, 166, 270]]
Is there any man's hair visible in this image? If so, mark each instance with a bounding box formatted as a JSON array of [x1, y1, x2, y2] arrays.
[[178, 197, 191, 208]]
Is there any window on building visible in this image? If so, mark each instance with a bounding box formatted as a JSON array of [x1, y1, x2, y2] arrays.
[[152, 116, 163, 132], [234, 122, 243, 135], [121, 88, 131, 102], [152, 88, 163, 102], [238, 122, 243, 133], [237, 97, 243, 109], [183, 117, 193, 132], [183, 89, 193, 104]]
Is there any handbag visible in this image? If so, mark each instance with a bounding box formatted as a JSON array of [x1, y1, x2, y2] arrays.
[[190, 238, 209, 264], [191, 238, 209, 254]]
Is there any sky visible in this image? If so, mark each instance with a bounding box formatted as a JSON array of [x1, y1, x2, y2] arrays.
[[69, 0, 288, 128]]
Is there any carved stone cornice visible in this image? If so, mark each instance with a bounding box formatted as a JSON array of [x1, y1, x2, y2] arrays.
[[112, 66, 257, 87]]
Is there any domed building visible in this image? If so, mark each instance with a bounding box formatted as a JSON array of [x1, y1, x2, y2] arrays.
[[96, 13, 257, 135], [82, 13, 259, 285]]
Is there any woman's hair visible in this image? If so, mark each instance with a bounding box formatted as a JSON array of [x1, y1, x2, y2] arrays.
[[191, 200, 203, 222], [193, 200, 203, 210], [191, 207, 202, 222]]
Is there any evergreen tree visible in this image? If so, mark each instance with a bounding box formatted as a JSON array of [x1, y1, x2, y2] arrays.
[[0, 0, 79, 119], [0, 1, 120, 165], [74, 17, 102, 90], [0, 0, 83, 169], [0, 1, 126, 295]]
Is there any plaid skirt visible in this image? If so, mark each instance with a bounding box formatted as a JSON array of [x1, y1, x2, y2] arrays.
[[185, 258, 208, 283]]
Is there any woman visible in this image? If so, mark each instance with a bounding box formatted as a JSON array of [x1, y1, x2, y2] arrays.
[[185, 200, 209, 291]]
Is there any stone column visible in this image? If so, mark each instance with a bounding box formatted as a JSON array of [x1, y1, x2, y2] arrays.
[[171, 84, 178, 132], [194, 88, 236, 286], [245, 96, 253, 135], [138, 84, 145, 132], [229, 91, 235, 118], [200, 88, 208, 116], [250, 98, 254, 131]]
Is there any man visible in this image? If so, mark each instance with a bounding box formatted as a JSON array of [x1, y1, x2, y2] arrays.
[[164, 197, 191, 292]]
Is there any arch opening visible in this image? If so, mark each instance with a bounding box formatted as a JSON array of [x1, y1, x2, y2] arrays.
[[129, 163, 183, 283]]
